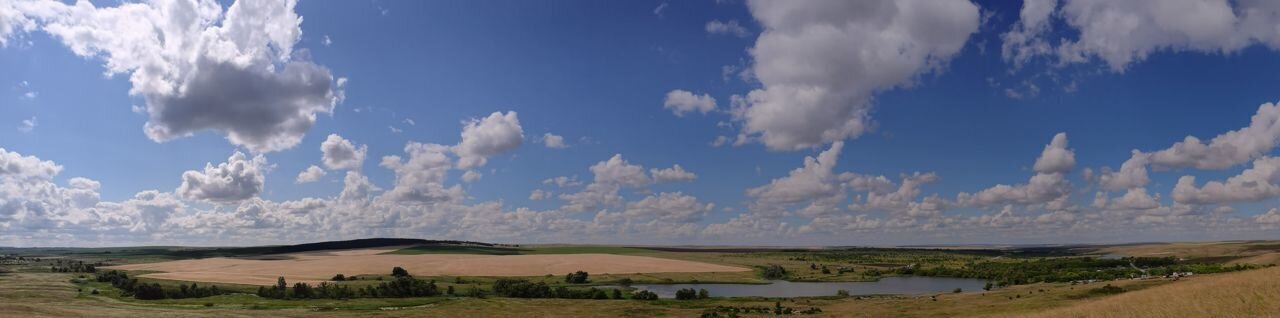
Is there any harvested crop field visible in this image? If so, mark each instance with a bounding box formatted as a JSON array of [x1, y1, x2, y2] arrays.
[[105, 249, 749, 285]]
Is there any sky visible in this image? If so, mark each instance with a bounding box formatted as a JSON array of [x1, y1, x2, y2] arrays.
[[3, 0, 1280, 247]]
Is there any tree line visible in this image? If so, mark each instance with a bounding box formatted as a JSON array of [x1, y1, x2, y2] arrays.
[[257, 267, 439, 300], [50, 260, 99, 273], [95, 270, 226, 300], [902, 256, 1260, 286]]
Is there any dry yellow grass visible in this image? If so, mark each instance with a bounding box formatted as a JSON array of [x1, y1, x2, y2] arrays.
[[1096, 241, 1280, 262], [1229, 252, 1280, 266], [997, 266, 1280, 318], [105, 249, 748, 285]]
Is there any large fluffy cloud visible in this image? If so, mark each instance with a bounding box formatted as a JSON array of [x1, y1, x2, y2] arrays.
[[1082, 101, 1280, 195], [5, 0, 342, 152], [454, 111, 524, 170], [321, 134, 367, 170], [0, 147, 62, 180], [176, 152, 267, 203], [735, 0, 980, 150], [1149, 102, 1280, 170], [1171, 156, 1280, 204], [1002, 0, 1280, 71]]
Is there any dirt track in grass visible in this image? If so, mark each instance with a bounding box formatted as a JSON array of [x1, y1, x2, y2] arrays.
[[105, 249, 749, 285]]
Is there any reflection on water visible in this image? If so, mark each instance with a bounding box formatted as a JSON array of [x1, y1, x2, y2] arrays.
[[618, 276, 989, 298]]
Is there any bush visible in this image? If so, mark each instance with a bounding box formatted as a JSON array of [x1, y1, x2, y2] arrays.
[[953, 288, 962, 293], [632, 290, 659, 300], [331, 274, 346, 281], [492, 278, 553, 298], [564, 271, 589, 284], [1088, 284, 1125, 296], [392, 267, 410, 278], [836, 289, 850, 297], [364, 276, 438, 298]]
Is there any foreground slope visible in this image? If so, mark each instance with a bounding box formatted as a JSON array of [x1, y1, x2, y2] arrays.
[[1002, 265, 1280, 318]]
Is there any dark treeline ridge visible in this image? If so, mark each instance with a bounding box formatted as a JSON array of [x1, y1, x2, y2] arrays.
[[151, 238, 509, 259], [95, 270, 227, 300], [903, 256, 1264, 286], [643, 246, 1080, 257]]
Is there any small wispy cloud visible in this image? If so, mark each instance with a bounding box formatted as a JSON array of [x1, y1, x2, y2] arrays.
[[18, 117, 36, 133], [705, 20, 749, 37], [17, 81, 37, 100]]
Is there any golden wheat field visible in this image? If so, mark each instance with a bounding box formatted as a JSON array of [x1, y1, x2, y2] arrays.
[[105, 249, 749, 286]]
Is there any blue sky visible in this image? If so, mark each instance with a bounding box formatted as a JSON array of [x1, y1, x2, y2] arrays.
[[3, 0, 1280, 246]]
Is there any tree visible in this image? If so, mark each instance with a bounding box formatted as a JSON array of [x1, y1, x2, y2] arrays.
[[392, 267, 410, 278], [133, 283, 166, 300], [953, 288, 963, 293], [837, 289, 850, 297], [332, 274, 346, 281], [675, 288, 698, 300], [293, 282, 314, 299], [761, 264, 787, 280]]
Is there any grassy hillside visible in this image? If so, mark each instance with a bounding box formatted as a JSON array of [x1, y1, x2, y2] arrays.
[[999, 265, 1280, 318]]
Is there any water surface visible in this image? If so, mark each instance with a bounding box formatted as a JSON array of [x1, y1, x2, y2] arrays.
[[622, 276, 988, 298]]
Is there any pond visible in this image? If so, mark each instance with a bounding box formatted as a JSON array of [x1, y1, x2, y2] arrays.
[[617, 276, 989, 298]]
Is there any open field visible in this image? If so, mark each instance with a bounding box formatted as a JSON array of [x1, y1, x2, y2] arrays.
[[4, 239, 1280, 317], [1092, 240, 1280, 262], [0, 263, 1193, 317], [106, 249, 749, 286]]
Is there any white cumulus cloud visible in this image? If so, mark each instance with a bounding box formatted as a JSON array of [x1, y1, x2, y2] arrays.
[[4, 0, 343, 152], [321, 134, 367, 170], [663, 90, 717, 117], [176, 152, 267, 203], [454, 111, 524, 169], [735, 0, 980, 150]]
